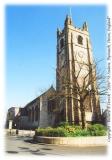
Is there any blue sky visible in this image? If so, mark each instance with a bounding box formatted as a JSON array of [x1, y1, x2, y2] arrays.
[[6, 5, 106, 109]]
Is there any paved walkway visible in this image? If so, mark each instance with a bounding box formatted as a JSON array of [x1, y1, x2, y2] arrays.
[[5, 135, 107, 156]]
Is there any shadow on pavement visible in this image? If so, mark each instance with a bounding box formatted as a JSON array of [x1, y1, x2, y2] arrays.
[[37, 143, 47, 145], [6, 151, 18, 154], [6, 149, 46, 156], [41, 148, 52, 150], [24, 139, 38, 144], [19, 147, 46, 155], [31, 152, 46, 155], [18, 147, 29, 150]]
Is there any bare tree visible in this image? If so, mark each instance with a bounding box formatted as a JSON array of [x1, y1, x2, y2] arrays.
[[52, 56, 107, 129]]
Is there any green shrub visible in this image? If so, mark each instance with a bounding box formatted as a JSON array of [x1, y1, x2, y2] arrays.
[[74, 125, 82, 130], [87, 124, 107, 136], [47, 128, 68, 137], [35, 128, 47, 136], [35, 124, 107, 137], [89, 124, 106, 130], [58, 122, 69, 127], [36, 127, 68, 137], [95, 130, 107, 136], [71, 129, 90, 137]]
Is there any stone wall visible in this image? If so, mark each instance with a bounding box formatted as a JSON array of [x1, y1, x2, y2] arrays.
[[35, 136, 107, 146], [5, 129, 35, 137], [16, 86, 56, 129], [39, 96, 49, 128]]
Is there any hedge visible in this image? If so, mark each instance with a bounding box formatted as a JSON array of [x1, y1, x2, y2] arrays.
[[35, 124, 107, 137]]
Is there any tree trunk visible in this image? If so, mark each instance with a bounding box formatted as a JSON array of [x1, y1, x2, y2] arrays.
[[80, 99, 86, 129]]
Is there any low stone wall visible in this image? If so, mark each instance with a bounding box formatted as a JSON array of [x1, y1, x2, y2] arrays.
[[5, 129, 35, 137], [17, 130, 35, 136], [5, 129, 17, 136], [34, 136, 107, 146]]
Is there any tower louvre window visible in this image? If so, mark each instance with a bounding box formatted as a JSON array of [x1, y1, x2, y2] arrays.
[[78, 35, 83, 45], [60, 38, 64, 49]]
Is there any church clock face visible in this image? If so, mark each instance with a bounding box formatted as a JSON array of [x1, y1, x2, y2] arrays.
[[78, 51, 84, 58], [76, 51, 84, 62]]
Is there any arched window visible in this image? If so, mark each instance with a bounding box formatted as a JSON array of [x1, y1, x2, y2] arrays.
[[35, 106, 39, 121], [32, 108, 35, 122], [28, 109, 31, 121], [60, 38, 64, 49], [78, 35, 83, 45]]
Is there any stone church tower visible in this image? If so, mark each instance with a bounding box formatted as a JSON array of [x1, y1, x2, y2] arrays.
[[56, 15, 101, 125]]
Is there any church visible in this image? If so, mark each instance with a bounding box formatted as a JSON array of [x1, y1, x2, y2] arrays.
[[55, 15, 101, 126], [6, 15, 101, 130]]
